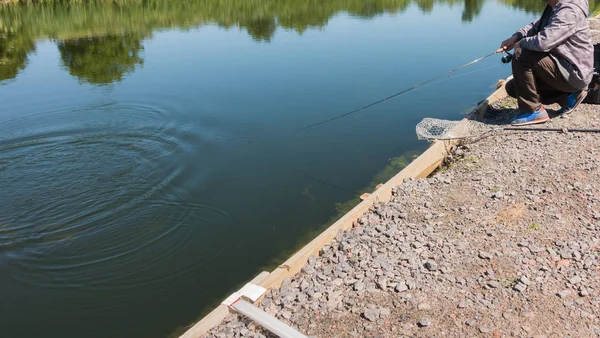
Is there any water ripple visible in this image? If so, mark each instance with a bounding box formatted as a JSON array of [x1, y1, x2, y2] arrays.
[[0, 101, 233, 294]]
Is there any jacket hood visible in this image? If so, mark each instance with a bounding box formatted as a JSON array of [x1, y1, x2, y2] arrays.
[[560, 0, 589, 17]]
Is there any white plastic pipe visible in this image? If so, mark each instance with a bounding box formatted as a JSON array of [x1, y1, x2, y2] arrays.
[[232, 299, 308, 338]]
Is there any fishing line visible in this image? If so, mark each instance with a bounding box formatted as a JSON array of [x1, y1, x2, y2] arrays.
[[296, 49, 505, 132], [411, 64, 503, 93]]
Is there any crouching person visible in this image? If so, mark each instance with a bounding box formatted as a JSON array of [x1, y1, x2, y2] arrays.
[[501, 0, 594, 125]]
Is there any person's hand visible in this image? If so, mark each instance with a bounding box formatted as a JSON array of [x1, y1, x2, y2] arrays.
[[500, 35, 519, 51]]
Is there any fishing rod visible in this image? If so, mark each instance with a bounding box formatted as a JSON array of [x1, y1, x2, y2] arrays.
[[296, 48, 508, 132]]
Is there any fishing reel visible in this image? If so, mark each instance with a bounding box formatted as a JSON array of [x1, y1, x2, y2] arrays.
[[501, 51, 513, 64]]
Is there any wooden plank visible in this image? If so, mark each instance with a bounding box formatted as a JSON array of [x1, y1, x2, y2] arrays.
[[181, 80, 511, 338], [179, 271, 270, 338]]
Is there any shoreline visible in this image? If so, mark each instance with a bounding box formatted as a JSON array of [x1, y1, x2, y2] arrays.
[[180, 78, 510, 337], [189, 18, 600, 338], [201, 89, 600, 338]]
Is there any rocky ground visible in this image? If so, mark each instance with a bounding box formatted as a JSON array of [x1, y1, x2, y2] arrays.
[[202, 26, 600, 338]]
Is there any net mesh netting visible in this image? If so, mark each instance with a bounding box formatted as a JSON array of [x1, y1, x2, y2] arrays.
[[415, 118, 489, 141]]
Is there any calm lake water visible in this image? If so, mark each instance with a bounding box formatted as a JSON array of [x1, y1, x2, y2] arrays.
[[0, 0, 548, 337]]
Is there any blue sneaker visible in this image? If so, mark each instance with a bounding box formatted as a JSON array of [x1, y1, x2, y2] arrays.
[[558, 90, 587, 115], [510, 107, 550, 126]]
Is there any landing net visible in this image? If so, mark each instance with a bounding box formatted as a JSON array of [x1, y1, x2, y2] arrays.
[[415, 118, 489, 141]]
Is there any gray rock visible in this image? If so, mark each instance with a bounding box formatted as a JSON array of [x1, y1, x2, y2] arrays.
[[424, 261, 438, 271], [458, 299, 472, 308], [487, 280, 501, 289], [557, 290, 572, 298], [513, 283, 527, 292], [280, 309, 292, 320], [479, 251, 493, 260], [492, 191, 505, 199], [418, 318, 431, 327], [363, 308, 380, 322], [520, 276, 531, 285], [479, 326, 494, 333], [376, 279, 387, 290], [395, 281, 409, 292], [417, 303, 431, 311], [465, 319, 476, 326], [569, 276, 582, 284], [302, 266, 316, 275]]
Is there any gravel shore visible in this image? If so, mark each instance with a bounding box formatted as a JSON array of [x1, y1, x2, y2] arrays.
[[202, 30, 600, 338]]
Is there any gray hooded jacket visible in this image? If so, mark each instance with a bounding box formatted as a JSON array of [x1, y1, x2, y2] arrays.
[[515, 0, 594, 90]]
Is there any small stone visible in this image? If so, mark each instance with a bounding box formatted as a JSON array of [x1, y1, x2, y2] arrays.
[[557, 290, 572, 298], [376, 279, 387, 290], [579, 289, 590, 297], [395, 281, 408, 292], [487, 281, 501, 289], [418, 318, 431, 327], [466, 319, 476, 326], [513, 282, 527, 292], [569, 276, 582, 284], [479, 251, 493, 260], [492, 191, 504, 199], [556, 259, 570, 267], [418, 303, 432, 311], [354, 282, 365, 292], [280, 309, 292, 320], [522, 311, 535, 319], [424, 261, 438, 271], [519, 276, 531, 285], [302, 266, 316, 275], [479, 326, 493, 333], [363, 309, 380, 322], [458, 300, 472, 308], [412, 241, 424, 249]]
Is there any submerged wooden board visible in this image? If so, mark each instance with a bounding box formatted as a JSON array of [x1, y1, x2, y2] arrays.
[[180, 81, 510, 338]]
